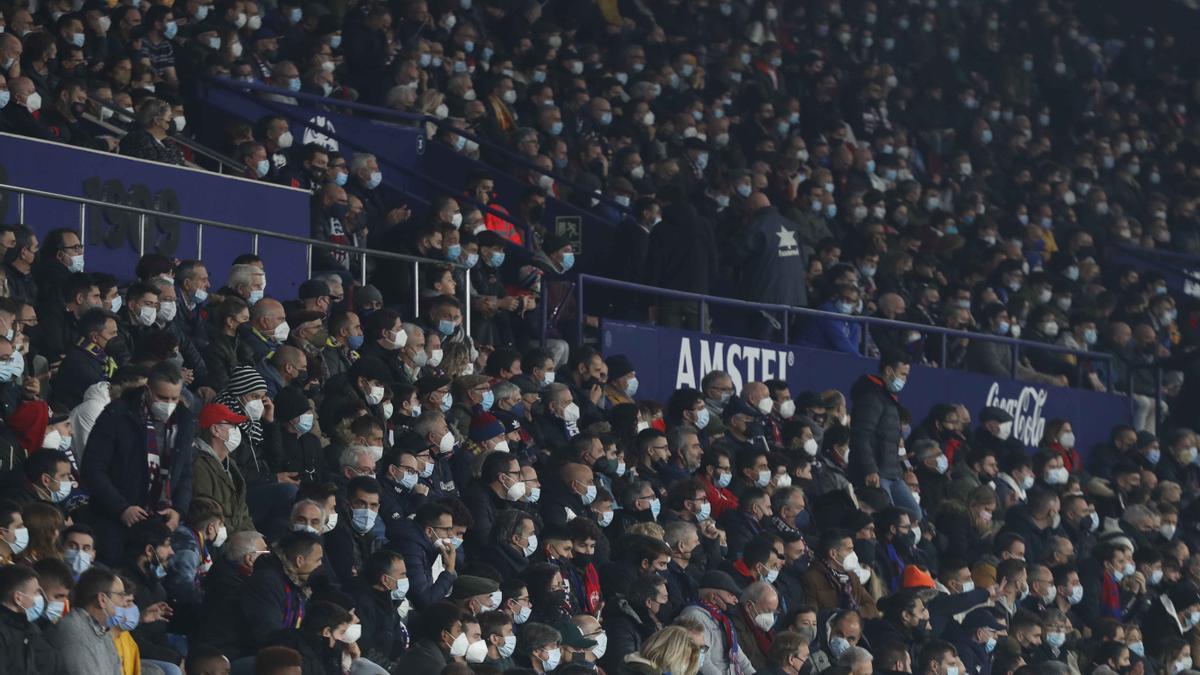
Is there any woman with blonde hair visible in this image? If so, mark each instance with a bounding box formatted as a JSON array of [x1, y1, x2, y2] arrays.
[[621, 625, 701, 675]]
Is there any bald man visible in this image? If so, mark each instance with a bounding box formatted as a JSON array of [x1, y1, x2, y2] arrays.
[[241, 298, 288, 363], [735, 192, 809, 339], [870, 292, 913, 356], [543, 462, 597, 525], [2, 75, 52, 140]]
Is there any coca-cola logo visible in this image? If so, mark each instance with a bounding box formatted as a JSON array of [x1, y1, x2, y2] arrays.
[[984, 382, 1048, 447]]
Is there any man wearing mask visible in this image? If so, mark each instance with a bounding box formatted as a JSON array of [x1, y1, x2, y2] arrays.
[[392, 502, 458, 611], [971, 407, 1025, 467], [351, 550, 411, 670], [2, 76, 52, 140], [533, 383, 580, 453], [679, 571, 756, 675], [241, 531, 324, 647], [951, 608, 1006, 675], [849, 350, 920, 517], [321, 311, 363, 381], [462, 453, 525, 554], [731, 581, 780, 671], [81, 362, 193, 564], [238, 298, 288, 365], [802, 531, 880, 618], [323, 476, 384, 585], [700, 370, 734, 436]]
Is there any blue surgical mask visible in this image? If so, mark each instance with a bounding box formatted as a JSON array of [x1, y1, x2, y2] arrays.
[[488, 251, 506, 268], [464, 253, 479, 268], [367, 171, 383, 189], [438, 319, 457, 336], [399, 471, 419, 490], [255, 159, 270, 178], [445, 244, 462, 261], [560, 252, 575, 271], [0, 90, 10, 109], [348, 334, 364, 350], [334, 171, 349, 186], [295, 413, 314, 435], [888, 377, 906, 393], [287, 77, 301, 92], [481, 390, 495, 411], [164, 21, 178, 39], [440, 392, 453, 412]]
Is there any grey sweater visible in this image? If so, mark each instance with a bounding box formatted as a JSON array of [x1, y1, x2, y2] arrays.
[[49, 609, 121, 675]]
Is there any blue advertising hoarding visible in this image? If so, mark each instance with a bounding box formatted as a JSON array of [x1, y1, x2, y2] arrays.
[[0, 133, 312, 295], [602, 319, 1131, 456]]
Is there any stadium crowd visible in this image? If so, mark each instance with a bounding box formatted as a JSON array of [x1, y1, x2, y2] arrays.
[[3, 0, 1200, 674]]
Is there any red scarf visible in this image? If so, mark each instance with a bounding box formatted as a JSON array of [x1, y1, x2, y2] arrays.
[[581, 563, 602, 615], [697, 600, 743, 672], [1101, 572, 1121, 618], [740, 604, 774, 658]]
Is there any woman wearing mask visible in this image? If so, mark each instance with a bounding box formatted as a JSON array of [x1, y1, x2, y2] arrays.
[[1038, 419, 1081, 474], [117, 519, 180, 669], [526, 562, 574, 626]]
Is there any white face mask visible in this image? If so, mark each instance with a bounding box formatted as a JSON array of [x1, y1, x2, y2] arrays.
[[137, 305, 157, 326], [366, 385, 385, 406], [449, 631, 470, 657], [243, 398, 265, 421]]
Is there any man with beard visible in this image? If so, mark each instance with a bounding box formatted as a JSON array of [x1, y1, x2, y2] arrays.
[[950, 447, 999, 502]]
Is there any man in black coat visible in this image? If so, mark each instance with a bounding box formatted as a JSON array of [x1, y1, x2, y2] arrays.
[[32, 228, 82, 320], [239, 531, 324, 649], [80, 362, 195, 563], [0, 564, 46, 675], [647, 200, 718, 330], [461, 452, 524, 555], [849, 350, 920, 518], [34, 271, 96, 367], [599, 575, 665, 672], [350, 550, 411, 670], [49, 308, 117, 410], [195, 531, 269, 660]]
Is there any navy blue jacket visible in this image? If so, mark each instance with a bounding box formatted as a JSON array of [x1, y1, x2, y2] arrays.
[[388, 518, 457, 611]]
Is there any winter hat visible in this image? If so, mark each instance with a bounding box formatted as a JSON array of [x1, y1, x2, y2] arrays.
[[224, 366, 268, 397], [469, 412, 505, 443], [274, 386, 311, 424]]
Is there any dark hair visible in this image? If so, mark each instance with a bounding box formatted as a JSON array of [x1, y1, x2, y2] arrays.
[[413, 601, 463, 641], [78, 308, 116, 339], [302, 601, 352, 635], [0, 564, 37, 601], [184, 645, 228, 674], [23, 449, 70, 485], [255, 646, 303, 674], [73, 567, 118, 609]]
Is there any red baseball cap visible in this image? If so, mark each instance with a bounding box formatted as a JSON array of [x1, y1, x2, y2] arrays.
[[199, 403, 247, 429]]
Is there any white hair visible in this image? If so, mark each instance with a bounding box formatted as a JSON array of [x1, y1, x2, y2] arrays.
[[350, 153, 376, 173]]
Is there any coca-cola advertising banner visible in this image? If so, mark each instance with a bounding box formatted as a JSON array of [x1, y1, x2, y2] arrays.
[[602, 320, 1132, 457]]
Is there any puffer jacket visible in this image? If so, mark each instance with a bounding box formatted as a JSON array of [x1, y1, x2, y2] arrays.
[[848, 374, 903, 481]]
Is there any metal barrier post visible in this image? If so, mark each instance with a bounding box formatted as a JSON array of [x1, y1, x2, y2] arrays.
[[540, 282, 548, 347], [464, 270, 472, 337], [305, 244, 313, 278], [576, 277, 585, 343], [78, 204, 86, 251], [197, 224, 204, 258], [412, 260, 420, 315], [252, 233, 260, 255], [940, 334, 948, 368], [17, 194, 24, 224], [360, 254, 367, 286], [138, 213, 146, 255], [782, 309, 789, 343], [1155, 365, 1164, 433]]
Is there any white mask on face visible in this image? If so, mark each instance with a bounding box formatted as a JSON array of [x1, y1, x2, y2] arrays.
[[243, 398, 265, 421]]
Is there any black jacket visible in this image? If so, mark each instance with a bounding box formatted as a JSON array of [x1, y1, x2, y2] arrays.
[[241, 552, 310, 648], [600, 599, 658, 673], [195, 558, 255, 659], [647, 202, 717, 294], [81, 390, 195, 562], [49, 341, 111, 410], [350, 579, 409, 668], [0, 606, 39, 675], [848, 374, 904, 481]]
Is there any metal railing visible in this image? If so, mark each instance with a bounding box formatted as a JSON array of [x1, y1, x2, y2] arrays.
[[0, 182, 472, 335], [574, 274, 1118, 393], [201, 76, 631, 226]]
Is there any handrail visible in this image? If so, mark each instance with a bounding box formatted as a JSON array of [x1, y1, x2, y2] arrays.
[[576, 274, 1118, 391], [83, 95, 245, 175], [0, 180, 472, 334], [202, 76, 632, 222], [1111, 242, 1200, 284]]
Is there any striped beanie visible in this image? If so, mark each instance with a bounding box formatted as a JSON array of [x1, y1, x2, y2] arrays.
[[225, 366, 268, 397]]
